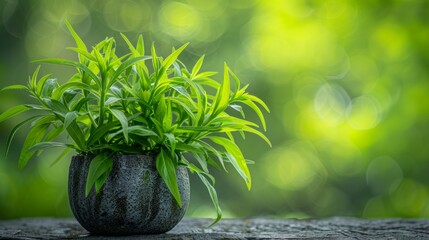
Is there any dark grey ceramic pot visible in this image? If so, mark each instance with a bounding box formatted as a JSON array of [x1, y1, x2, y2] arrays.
[[68, 154, 190, 235]]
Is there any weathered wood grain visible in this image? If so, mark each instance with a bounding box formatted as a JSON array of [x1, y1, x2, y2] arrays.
[[1, 217, 429, 239]]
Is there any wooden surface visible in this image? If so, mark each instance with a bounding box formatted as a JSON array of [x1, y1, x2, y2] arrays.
[[1, 217, 429, 239]]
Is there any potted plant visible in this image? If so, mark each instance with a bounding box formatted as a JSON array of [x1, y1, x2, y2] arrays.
[[0, 21, 270, 235]]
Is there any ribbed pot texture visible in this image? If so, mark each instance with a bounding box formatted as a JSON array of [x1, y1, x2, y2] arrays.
[[68, 154, 190, 235]]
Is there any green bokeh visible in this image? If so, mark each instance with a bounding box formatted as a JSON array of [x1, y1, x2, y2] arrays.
[[1, 0, 428, 219]]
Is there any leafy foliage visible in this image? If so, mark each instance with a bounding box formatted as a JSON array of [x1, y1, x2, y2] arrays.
[[0, 21, 270, 225]]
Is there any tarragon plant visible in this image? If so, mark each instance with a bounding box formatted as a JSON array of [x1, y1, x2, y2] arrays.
[[0, 21, 270, 224]]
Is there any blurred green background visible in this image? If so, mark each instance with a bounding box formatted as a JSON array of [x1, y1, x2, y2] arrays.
[[1, 0, 428, 219]]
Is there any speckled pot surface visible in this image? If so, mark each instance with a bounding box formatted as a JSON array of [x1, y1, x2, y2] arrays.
[[68, 154, 190, 235]]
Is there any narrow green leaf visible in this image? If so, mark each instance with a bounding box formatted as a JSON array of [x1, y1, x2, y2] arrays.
[[85, 153, 113, 196], [66, 47, 96, 62], [109, 56, 152, 88], [136, 34, 145, 55], [229, 104, 245, 118], [18, 116, 53, 169], [246, 94, 270, 112], [120, 33, 139, 56], [0, 105, 30, 123], [227, 68, 241, 95], [160, 43, 189, 76], [196, 139, 226, 171], [211, 63, 231, 116], [223, 152, 249, 186], [88, 121, 120, 146], [242, 99, 267, 131], [170, 98, 196, 122], [33, 58, 101, 87], [30, 66, 41, 90], [209, 136, 251, 189], [196, 172, 222, 226], [192, 152, 209, 173], [1, 85, 28, 91], [95, 171, 110, 193], [63, 111, 79, 130], [65, 20, 88, 64], [104, 97, 120, 106], [128, 126, 157, 136], [156, 149, 182, 207], [5, 116, 40, 158], [191, 55, 205, 79], [28, 142, 70, 152], [43, 125, 65, 146], [109, 125, 157, 141], [220, 63, 231, 108], [44, 99, 69, 116], [151, 43, 159, 72], [49, 148, 72, 167], [52, 81, 94, 100], [40, 78, 57, 97], [109, 108, 129, 143], [194, 71, 218, 79], [164, 133, 176, 157], [65, 121, 87, 151], [92, 47, 107, 73]]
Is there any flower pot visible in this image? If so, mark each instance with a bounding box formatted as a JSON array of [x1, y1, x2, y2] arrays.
[[68, 154, 190, 235]]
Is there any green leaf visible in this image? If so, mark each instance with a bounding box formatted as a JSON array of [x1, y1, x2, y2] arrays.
[[36, 74, 53, 95], [220, 63, 231, 107], [104, 97, 121, 106], [63, 111, 79, 130], [65, 121, 87, 151], [52, 81, 94, 100], [28, 142, 70, 152], [242, 99, 267, 131], [18, 116, 53, 169], [211, 63, 231, 116], [43, 124, 65, 143], [0, 105, 30, 123], [92, 47, 107, 74], [88, 121, 120, 146], [65, 20, 89, 64], [1, 85, 28, 91], [128, 125, 157, 137], [191, 55, 205, 79], [156, 149, 182, 207], [196, 139, 226, 171], [29, 65, 41, 90], [229, 104, 245, 118], [151, 43, 159, 73], [170, 98, 196, 122], [209, 136, 251, 189], [196, 172, 222, 226], [194, 71, 218, 79], [85, 153, 113, 196], [228, 68, 241, 93], [33, 58, 101, 88], [5, 116, 40, 158], [164, 133, 176, 157], [49, 148, 72, 167], [120, 33, 139, 56], [191, 152, 209, 173], [246, 94, 270, 112], [109, 125, 157, 141], [136, 34, 145, 55], [109, 108, 129, 143], [66, 47, 96, 62], [44, 99, 69, 116], [109, 56, 152, 88], [160, 43, 189, 76]]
